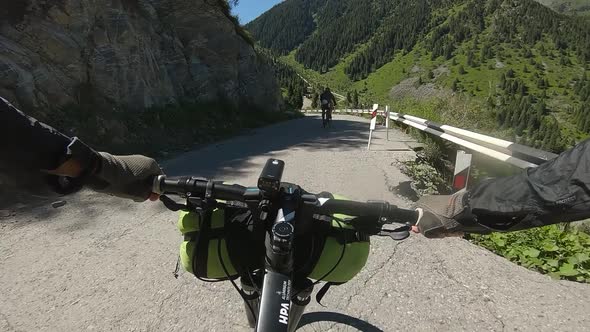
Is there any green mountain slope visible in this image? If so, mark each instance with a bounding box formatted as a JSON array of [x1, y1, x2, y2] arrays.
[[248, 0, 590, 153]]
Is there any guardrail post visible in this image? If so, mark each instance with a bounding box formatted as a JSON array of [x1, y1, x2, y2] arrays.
[[453, 150, 472, 192], [385, 106, 390, 140]]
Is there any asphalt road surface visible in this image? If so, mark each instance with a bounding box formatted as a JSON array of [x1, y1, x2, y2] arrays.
[[1, 115, 589, 332]]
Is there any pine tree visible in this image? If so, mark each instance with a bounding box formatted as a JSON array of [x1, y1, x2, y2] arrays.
[[527, 112, 537, 130], [516, 120, 526, 136], [506, 68, 515, 78], [352, 90, 359, 108], [500, 73, 507, 89], [415, 76, 423, 87], [568, 137, 575, 148], [518, 81, 527, 96], [584, 116, 590, 133], [445, 43, 454, 59], [467, 50, 476, 67], [496, 108, 505, 126], [541, 131, 551, 150], [548, 130, 559, 152], [539, 44, 547, 56], [452, 79, 459, 92], [535, 100, 547, 116], [458, 65, 466, 75]]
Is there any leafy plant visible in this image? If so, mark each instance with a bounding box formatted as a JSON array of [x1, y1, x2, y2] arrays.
[[400, 160, 450, 195], [468, 225, 590, 283]]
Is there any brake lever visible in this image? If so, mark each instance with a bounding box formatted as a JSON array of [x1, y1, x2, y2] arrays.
[[377, 225, 410, 241], [159, 195, 188, 211]]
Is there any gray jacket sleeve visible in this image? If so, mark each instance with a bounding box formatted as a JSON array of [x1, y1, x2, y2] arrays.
[[466, 138, 590, 232]]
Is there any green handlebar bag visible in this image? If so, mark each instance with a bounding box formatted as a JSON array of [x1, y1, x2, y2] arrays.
[[176, 194, 370, 285], [178, 208, 237, 279]]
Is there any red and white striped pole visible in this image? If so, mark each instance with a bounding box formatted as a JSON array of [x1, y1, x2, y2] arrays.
[[453, 150, 472, 192], [367, 104, 378, 150]]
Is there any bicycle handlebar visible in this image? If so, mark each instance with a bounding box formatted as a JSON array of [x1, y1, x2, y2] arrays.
[[153, 160, 420, 332], [153, 175, 248, 201], [153, 175, 418, 225]]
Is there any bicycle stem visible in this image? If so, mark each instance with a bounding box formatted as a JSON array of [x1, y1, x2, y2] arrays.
[[256, 184, 300, 332]]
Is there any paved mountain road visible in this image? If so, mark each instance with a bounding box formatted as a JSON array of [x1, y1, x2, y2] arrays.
[[1, 115, 589, 332]]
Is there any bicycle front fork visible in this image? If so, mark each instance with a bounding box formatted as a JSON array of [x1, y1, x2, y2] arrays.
[[240, 278, 314, 332]]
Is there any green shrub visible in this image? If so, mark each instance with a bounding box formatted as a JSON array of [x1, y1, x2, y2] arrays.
[[468, 225, 590, 283], [400, 159, 450, 195]]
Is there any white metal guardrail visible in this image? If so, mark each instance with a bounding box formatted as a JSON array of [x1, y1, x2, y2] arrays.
[[389, 112, 558, 169], [301, 108, 558, 169], [301, 109, 385, 115]]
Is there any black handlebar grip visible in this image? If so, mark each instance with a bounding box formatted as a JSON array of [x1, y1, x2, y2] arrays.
[[316, 199, 419, 224], [154, 175, 247, 201], [386, 207, 419, 225], [211, 183, 248, 201], [316, 200, 387, 217]]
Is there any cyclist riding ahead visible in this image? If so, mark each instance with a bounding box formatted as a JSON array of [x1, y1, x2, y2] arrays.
[[320, 87, 337, 128]]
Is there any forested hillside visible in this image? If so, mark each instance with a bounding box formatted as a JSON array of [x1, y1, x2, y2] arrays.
[[245, 0, 324, 54], [256, 47, 307, 110], [247, 0, 590, 153]]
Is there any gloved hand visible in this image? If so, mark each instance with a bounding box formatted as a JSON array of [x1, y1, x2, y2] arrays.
[[413, 192, 471, 238], [87, 152, 163, 202]]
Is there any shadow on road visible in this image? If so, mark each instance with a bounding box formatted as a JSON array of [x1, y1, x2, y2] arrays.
[[163, 116, 370, 179], [1, 116, 371, 226], [297, 311, 384, 332]]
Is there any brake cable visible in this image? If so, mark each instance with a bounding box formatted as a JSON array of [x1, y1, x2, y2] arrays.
[[291, 216, 347, 303], [218, 236, 258, 325]]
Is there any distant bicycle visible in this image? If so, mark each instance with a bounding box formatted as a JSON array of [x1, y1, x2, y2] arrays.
[[320, 87, 337, 129], [321, 101, 333, 128]]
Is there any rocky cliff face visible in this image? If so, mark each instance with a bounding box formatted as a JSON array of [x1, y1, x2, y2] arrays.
[[0, 0, 282, 113]]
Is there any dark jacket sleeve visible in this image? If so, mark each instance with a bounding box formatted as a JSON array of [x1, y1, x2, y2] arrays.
[[466, 138, 590, 232], [0, 97, 71, 171], [0, 97, 85, 200]]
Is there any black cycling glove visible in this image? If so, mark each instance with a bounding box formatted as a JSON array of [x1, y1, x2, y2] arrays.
[[415, 191, 490, 238]]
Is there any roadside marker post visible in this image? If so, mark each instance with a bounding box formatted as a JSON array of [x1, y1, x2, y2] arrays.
[[367, 104, 379, 150], [453, 150, 472, 192], [385, 105, 390, 140]]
